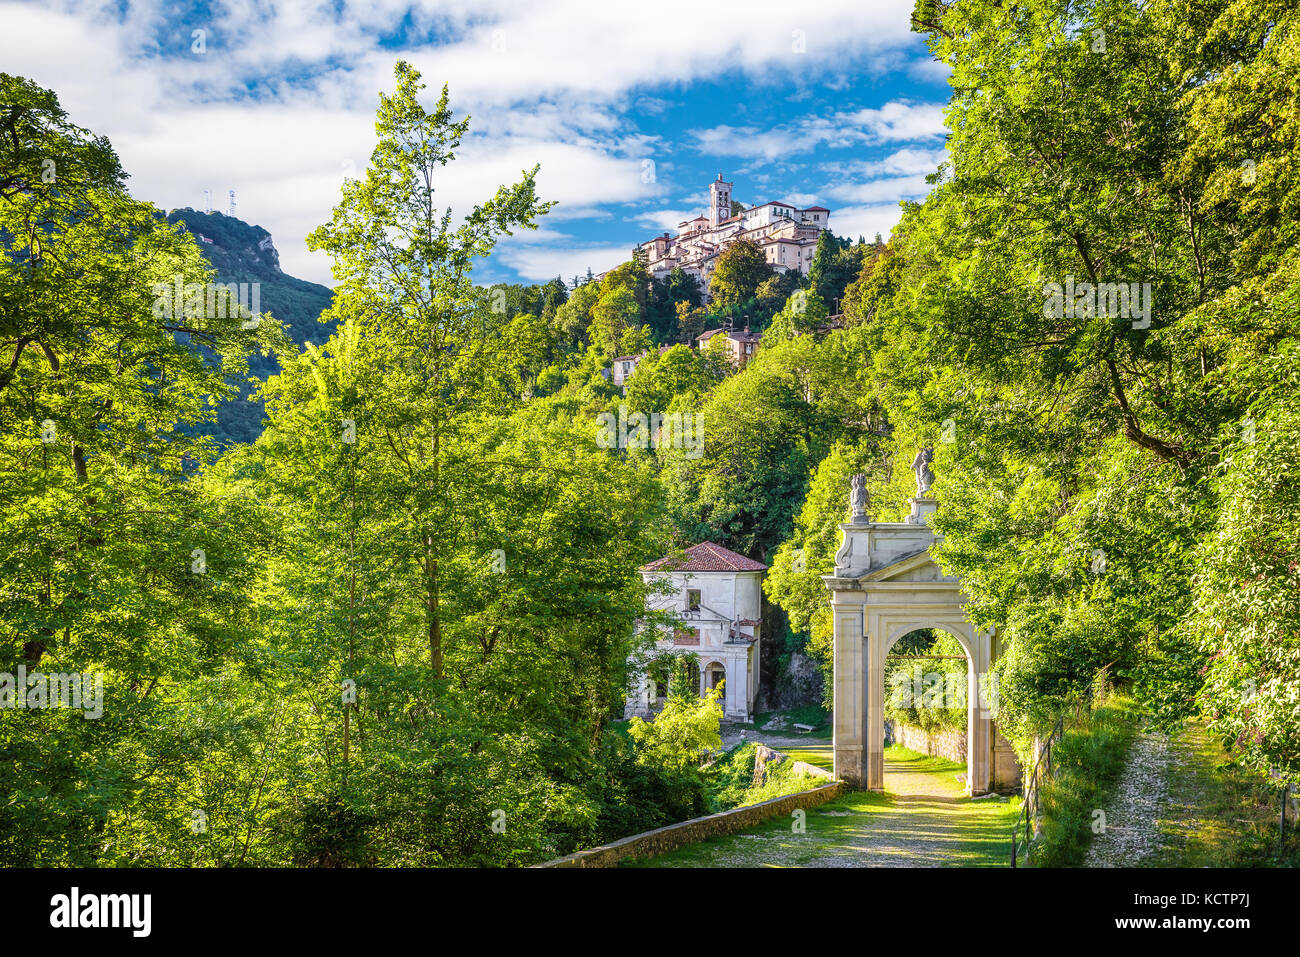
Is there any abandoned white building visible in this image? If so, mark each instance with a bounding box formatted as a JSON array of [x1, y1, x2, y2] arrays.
[[625, 542, 766, 722]]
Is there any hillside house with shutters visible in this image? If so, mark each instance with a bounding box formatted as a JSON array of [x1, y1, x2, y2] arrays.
[[625, 542, 766, 723], [696, 327, 762, 368]]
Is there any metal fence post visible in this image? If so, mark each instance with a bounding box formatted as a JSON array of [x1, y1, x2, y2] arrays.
[[1282, 784, 1290, 859]]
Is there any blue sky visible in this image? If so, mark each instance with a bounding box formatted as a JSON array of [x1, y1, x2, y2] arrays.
[[1, 1, 951, 286]]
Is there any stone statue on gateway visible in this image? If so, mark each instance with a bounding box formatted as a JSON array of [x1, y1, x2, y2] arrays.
[[912, 447, 934, 498], [849, 473, 869, 522]]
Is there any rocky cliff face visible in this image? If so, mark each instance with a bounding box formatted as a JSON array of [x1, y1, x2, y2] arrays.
[[168, 209, 286, 278], [756, 651, 824, 713], [165, 209, 336, 445]]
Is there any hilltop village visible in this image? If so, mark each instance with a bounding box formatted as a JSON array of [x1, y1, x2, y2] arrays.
[[636, 174, 832, 295], [602, 174, 842, 386]]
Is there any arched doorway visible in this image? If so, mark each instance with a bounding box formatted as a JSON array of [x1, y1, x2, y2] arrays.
[[647, 657, 673, 709], [823, 491, 1005, 794], [703, 661, 726, 697], [882, 628, 976, 777]]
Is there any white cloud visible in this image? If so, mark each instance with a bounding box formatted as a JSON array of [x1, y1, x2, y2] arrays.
[[908, 55, 953, 84], [496, 243, 639, 282], [0, 0, 931, 284], [825, 147, 948, 178], [829, 203, 909, 243], [689, 100, 948, 166], [834, 101, 948, 142], [631, 209, 698, 232], [825, 174, 932, 204], [690, 125, 797, 163]]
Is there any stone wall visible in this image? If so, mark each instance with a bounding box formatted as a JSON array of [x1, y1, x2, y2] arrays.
[[993, 734, 1022, 791], [886, 720, 1022, 791], [536, 781, 846, 868], [886, 719, 966, 763]]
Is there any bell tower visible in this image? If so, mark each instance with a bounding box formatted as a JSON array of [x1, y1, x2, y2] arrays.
[[709, 173, 733, 229]]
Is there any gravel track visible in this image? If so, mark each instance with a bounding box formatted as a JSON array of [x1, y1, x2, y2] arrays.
[[1083, 731, 1175, 867]]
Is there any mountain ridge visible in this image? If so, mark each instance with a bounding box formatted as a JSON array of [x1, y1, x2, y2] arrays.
[[165, 209, 337, 445]]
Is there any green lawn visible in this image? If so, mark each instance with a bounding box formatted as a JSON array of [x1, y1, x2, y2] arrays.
[[781, 742, 833, 772]]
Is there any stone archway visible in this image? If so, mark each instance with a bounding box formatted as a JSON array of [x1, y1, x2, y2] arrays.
[[823, 493, 1014, 795]]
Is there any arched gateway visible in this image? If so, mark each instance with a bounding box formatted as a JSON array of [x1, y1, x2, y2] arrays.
[[824, 469, 1019, 794]]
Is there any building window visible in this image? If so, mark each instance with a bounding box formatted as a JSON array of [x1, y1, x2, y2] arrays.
[[705, 662, 726, 695], [686, 589, 701, 611]]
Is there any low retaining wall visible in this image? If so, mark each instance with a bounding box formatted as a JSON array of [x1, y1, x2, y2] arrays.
[[536, 780, 847, 868], [886, 719, 966, 763], [886, 720, 1023, 790]]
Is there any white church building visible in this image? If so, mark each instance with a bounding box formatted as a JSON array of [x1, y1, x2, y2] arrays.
[[636, 175, 831, 298], [625, 542, 766, 723]]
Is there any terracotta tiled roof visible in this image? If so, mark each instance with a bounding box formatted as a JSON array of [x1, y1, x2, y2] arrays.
[[643, 541, 768, 572], [697, 328, 762, 343]]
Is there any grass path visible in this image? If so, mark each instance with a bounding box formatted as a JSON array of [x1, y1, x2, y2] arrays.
[[628, 744, 1019, 868], [1094, 721, 1297, 867]]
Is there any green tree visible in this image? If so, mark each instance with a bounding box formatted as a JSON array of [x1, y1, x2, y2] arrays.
[[623, 344, 726, 414], [765, 289, 828, 342], [627, 682, 724, 772], [807, 231, 862, 311], [1192, 349, 1300, 786], [887, 0, 1300, 756], [841, 241, 900, 330], [754, 270, 805, 324], [553, 281, 601, 352], [0, 73, 281, 864], [662, 356, 833, 558], [709, 239, 772, 309], [304, 61, 552, 678], [648, 267, 703, 342], [591, 286, 642, 357]]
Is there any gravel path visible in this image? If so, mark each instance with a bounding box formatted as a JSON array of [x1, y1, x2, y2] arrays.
[[631, 748, 1016, 868], [1083, 731, 1175, 867], [809, 755, 980, 867], [720, 730, 824, 751]]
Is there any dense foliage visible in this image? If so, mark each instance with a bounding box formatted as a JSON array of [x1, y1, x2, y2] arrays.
[[4, 0, 1298, 870]]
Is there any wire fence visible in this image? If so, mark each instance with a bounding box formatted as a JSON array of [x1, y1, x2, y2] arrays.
[[1010, 715, 1063, 867]]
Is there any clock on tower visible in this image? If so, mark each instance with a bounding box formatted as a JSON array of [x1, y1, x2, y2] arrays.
[[709, 173, 733, 228]]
